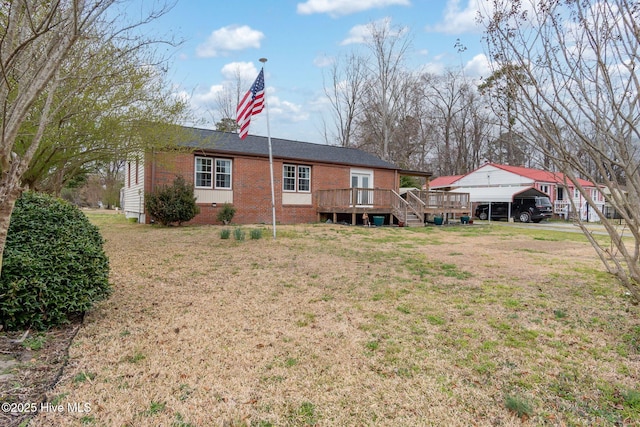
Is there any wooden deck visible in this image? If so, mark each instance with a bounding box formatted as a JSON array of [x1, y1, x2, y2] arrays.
[[316, 188, 471, 226]]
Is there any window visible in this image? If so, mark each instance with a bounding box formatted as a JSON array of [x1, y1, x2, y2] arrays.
[[283, 164, 311, 192], [298, 166, 310, 192], [196, 157, 232, 189], [539, 184, 549, 195], [195, 157, 212, 188], [215, 159, 232, 189], [283, 165, 296, 191]]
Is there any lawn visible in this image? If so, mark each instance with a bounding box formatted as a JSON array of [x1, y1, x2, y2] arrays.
[[28, 213, 640, 426]]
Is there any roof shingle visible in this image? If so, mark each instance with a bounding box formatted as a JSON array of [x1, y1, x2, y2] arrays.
[[180, 128, 398, 170]]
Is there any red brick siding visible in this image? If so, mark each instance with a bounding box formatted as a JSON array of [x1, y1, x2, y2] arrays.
[[145, 151, 397, 225]]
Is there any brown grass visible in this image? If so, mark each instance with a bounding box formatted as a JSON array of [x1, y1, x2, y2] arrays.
[[30, 214, 640, 426]]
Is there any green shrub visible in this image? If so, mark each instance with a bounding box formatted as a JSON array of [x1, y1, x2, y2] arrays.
[[220, 229, 231, 239], [234, 227, 246, 241], [216, 203, 236, 224], [0, 191, 111, 331], [145, 176, 199, 226], [250, 228, 263, 240]]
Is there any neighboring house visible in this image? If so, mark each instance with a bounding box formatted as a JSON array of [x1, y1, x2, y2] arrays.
[[430, 163, 605, 222], [428, 175, 463, 191], [122, 128, 452, 226]]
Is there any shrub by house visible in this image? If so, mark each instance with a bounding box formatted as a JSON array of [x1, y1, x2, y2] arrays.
[[145, 175, 199, 226]]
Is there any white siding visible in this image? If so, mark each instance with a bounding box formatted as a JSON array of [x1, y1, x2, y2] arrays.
[[122, 155, 146, 223], [456, 164, 534, 187]]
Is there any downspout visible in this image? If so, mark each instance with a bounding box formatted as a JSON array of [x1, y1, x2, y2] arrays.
[[151, 148, 156, 192]]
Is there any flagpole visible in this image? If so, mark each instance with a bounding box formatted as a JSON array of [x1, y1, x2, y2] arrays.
[[260, 57, 277, 240]]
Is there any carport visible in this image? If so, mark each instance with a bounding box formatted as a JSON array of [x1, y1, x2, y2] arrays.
[[449, 186, 549, 221]]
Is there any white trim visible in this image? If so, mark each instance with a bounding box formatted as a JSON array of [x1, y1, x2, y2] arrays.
[[282, 163, 311, 193], [195, 156, 233, 190], [350, 168, 374, 206], [450, 186, 542, 202], [215, 158, 232, 190], [194, 156, 213, 189]]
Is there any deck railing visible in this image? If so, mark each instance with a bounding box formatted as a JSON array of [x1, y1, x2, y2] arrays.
[[391, 190, 409, 222], [316, 188, 397, 209], [421, 190, 470, 211], [316, 188, 470, 213], [406, 190, 426, 218]]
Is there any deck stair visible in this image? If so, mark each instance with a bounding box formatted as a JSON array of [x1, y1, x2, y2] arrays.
[[403, 212, 424, 227], [391, 190, 426, 226]]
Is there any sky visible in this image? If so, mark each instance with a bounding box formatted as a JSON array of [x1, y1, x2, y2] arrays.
[[130, 0, 490, 144]]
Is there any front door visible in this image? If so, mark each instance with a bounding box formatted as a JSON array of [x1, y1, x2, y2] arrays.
[[351, 171, 373, 205]]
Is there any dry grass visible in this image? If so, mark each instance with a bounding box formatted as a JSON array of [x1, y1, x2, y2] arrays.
[[30, 214, 640, 426]]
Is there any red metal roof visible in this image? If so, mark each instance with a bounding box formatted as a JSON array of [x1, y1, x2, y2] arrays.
[[489, 163, 595, 187], [430, 164, 596, 189], [429, 175, 463, 188]]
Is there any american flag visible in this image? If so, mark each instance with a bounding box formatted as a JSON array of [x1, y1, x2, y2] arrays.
[[236, 69, 265, 139]]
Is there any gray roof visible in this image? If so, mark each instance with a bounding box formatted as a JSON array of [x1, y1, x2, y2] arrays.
[[180, 127, 399, 170]]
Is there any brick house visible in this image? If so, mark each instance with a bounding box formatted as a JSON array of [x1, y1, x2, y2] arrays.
[[122, 127, 439, 225]]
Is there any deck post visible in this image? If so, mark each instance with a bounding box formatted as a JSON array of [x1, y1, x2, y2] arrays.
[[351, 188, 357, 225]]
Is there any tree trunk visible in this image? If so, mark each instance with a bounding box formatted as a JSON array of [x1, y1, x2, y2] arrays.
[[0, 181, 23, 278]]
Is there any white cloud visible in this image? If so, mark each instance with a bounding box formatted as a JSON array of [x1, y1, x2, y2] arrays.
[[341, 23, 371, 45], [220, 62, 260, 81], [313, 54, 335, 68], [464, 53, 491, 78], [190, 84, 224, 107], [260, 95, 309, 123], [426, 0, 483, 34], [422, 61, 446, 75], [297, 0, 410, 17], [196, 25, 264, 58], [340, 17, 401, 45]]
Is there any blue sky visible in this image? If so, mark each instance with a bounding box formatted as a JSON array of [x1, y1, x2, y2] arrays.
[[136, 0, 489, 143]]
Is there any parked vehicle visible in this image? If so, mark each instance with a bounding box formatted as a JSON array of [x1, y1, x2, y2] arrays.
[[475, 196, 553, 223]]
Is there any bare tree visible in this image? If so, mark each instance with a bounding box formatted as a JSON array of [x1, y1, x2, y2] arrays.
[[212, 66, 247, 132], [421, 70, 494, 176], [362, 19, 413, 161], [482, 0, 640, 302], [0, 0, 175, 275], [322, 53, 367, 147], [450, 89, 493, 172]]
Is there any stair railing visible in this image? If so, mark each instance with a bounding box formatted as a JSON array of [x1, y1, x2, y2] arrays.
[[406, 190, 426, 220], [390, 190, 409, 223]]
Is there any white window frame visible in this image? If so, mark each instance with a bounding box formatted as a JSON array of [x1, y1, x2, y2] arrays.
[[282, 164, 311, 193], [195, 157, 232, 189], [298, 165, 311, 192], [195, 157, 213, 189], [283, 164, 297, 192], [215, 158, 232, 189]]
